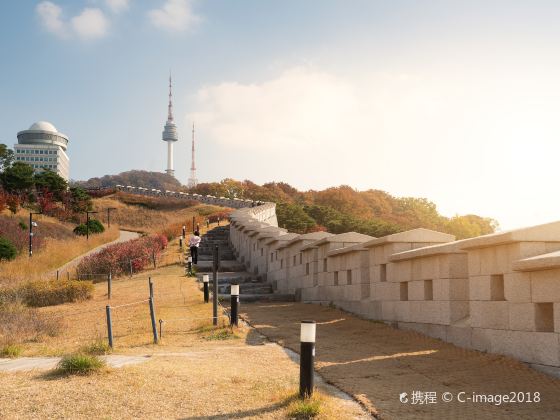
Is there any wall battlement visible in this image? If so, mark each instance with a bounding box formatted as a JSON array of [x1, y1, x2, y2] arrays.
[[230, 203, 560, 377]]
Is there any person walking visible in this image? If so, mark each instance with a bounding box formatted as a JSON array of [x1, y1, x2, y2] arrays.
[[189, 230, 201, 264]]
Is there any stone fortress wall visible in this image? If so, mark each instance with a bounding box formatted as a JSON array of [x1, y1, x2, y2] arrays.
[[114, 185, 265, 209], [230, 203, 560, 377]]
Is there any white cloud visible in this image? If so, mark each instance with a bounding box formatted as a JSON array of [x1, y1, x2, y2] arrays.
[[36, 1, 66, 37], [70, 8, 109, 40], [105, 0, 130, 14], [148, 0, 199, 32], [186, 65, 560, 230]]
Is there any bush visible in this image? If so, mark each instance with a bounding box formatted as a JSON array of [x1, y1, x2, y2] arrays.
[[0, 236, 17, 261], [73, 219, 105, 236], [1, 344, 22, 358], [81, 340, 112, 355], [0, 302, 62, 345], [56, 354, 105, 375], [76, 234, 168, 277], [21, 280, 94, 307]]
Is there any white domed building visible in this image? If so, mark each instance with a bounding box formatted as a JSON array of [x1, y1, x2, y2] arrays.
[[14, 121, 70, 180]]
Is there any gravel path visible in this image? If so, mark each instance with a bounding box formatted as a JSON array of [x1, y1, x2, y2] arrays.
[[241, 302, 560, 419]]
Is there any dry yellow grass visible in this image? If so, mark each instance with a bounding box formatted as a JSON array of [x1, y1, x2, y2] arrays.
[[0, 226, 119, 286], [93, 193, 224, 234], [0, 240, 368, 419]]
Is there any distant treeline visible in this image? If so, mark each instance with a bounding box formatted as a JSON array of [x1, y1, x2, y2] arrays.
[[190, 179, 498, 239]]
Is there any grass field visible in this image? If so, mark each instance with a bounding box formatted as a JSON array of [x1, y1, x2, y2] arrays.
[[0, 238, 368, 419]]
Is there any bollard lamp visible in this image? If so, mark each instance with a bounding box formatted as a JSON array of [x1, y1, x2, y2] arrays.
[[231, 283, 240, 296], [299, 320, 316, 398], [300, 320, 316, 343]]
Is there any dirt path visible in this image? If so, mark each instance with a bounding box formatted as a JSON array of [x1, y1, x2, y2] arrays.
[[241, 302, 560, 419], [54, 230, 139, 274], [0, 355, 149, 372]]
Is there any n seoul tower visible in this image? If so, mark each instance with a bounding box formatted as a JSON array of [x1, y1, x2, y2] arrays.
[[162, 74, 178, 177]]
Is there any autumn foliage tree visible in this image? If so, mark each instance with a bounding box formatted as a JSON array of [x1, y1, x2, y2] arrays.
[[192, 178, 498, 239]]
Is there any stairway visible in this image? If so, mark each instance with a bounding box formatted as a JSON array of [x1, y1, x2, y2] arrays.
[[195, 226, 294, 303]]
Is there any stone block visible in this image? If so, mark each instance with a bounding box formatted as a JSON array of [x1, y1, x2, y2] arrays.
[[470, 301, 509, 329], [447, 325, 472, 348], [468, 251, 481, 276], [504, 272, 531, 302], [479, 247, 501, 276], [433, 278, 469, 301], [471, 328, 492, 352], [473, 328, 560, 366], [381, 301, 396, 321], [407, 280, 427, 301], [509, 303, 537, 331], [360, 282, 370, 300], [518, 242, 547, 259], [391, 260, 411, 282], [469, 275, 493, 301], [394, 301, 411, 322], [372, 282, 401, 301], [413, 256, 439, 281], [365, 301, 383, 320], [530, 269, 560, 302], [447, 254, 469, 279], [449, 301, 470, 324]]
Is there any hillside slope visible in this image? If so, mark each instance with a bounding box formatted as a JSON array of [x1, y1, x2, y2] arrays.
[[76, 170, 182, 192]]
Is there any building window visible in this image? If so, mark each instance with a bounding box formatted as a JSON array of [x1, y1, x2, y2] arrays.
[[293, 255, 296, 265], [306, 263, 309, 275], [299, 253, 302, 264], [280, 259, 283, 269], [323, 258, 327, 272], [347, 269, 352, 285], [334, 271, 339, 286]]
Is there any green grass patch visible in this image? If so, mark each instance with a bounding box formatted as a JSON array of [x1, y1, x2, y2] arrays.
[[80, 340, 112, 355], [286, 393, 322, 419], [202, 327, 239, 341], [0, 344, 23, 358], [55, 354, 106, 375]]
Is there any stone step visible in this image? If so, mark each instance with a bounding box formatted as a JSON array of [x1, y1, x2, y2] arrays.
[[219, 283, 273, 294], [196, 271, 255, 286], [218, 293, 295, 303], [195, 260, 246, 273]]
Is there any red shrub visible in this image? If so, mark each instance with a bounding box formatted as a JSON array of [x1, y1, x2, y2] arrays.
[[0, 217, 43, 252], [76, 234, 168, 277]]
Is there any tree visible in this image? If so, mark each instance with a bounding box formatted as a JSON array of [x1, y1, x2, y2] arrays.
[[0, 236, 17, 261], [276, 203, 317, 233], [68, 187, 93, 213], [37, 190, 56, 214], [0, 144, 14, 172], [34, 170, 68, 201], [0, 162, 34, 194], [6, 194, 20, 215]]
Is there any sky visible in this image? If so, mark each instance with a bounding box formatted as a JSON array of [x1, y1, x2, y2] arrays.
[[2, 1, 560, 230]]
